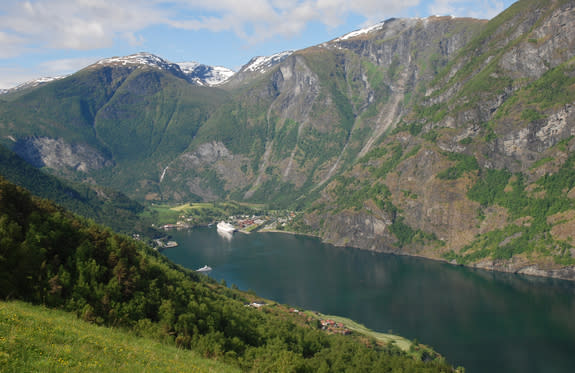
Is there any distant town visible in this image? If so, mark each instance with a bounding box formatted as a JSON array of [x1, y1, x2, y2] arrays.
[[150, 203, 299, 250], [160, 212, 297, 233]]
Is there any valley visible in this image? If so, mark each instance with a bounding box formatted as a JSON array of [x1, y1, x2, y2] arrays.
[[0, 178, 456, 371], [2, 0, 575, 371], [2, 0, 575, 281]]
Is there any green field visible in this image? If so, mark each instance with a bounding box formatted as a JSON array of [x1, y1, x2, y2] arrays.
[[306, 312, 412, 351], [0, 301, 239, 373], [143, 201, 268, 226]]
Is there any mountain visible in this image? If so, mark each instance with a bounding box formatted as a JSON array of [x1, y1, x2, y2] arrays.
[[0, 52, 229, 200], [0, 144, 152, 235], [160, 15, 484, 203], [0, 53, 235, 97], [1, 0, 575, 279], [302, 0, 575, 279], [0, 76, 68, 101], [94, 52, 237, 86], [239, 50, 294, 74]]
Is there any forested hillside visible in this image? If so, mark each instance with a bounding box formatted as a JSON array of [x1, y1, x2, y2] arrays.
[[0, 178, 455, 372], [0, 144, 149, 235]]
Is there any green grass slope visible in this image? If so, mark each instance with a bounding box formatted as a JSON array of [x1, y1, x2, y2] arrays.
[[0, 300, 239, 373]]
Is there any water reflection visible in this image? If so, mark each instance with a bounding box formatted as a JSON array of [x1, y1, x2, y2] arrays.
[[164, 228, 575, 373], [217, 229, 234, 241]]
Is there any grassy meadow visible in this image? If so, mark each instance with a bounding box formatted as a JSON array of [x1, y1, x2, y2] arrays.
[[0, 301, 239, 373]]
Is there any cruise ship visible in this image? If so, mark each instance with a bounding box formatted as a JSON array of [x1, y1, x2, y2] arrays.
[[217, 221, 236, 233]]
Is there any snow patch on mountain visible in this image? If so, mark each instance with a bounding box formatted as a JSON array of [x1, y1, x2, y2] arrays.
[[0, 75, 68, 95], [94, 52, 236, 86], [241, 51, 294, 73], [177, 62, 201, 74], [335, 21, 386, 41], [95, 52, 183, 72]]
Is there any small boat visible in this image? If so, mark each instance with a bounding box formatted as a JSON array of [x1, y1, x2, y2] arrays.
[[196, 265, 212, 272], [217, 221, 236, 233]]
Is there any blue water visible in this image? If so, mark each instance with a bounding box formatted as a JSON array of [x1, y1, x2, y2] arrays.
[[163, 228, 575, 373]]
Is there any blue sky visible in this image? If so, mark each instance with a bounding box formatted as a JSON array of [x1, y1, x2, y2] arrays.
[[0, 0, 516, 89]]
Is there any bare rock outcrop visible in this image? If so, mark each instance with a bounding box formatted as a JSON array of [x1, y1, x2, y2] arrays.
[[13, 137, 112, 172]]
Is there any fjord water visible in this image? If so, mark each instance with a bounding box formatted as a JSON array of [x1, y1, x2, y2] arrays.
[[164, 228, 575, 373]]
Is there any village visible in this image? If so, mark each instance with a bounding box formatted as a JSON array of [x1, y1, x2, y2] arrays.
[[246, 301, 353, 336], [150, 204, 299, 250], [159, 211, 298, 234]]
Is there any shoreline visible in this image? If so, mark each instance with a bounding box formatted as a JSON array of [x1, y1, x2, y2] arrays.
[[260, 228, 575, 282], [165, 223, 575, 282]]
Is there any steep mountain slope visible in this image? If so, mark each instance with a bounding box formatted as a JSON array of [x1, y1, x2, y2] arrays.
[[0, 53, 228, 200], [301, 0, 575, 279], [159, 16, 484, 203], [0, 144, 150, 234]]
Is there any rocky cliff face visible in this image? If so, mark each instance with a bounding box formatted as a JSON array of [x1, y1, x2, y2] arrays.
[[303, 0, 575, 280], [13, 137, 113, 173], [160, 16, 483, 205]]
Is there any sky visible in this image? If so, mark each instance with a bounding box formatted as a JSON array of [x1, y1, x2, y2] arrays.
[[0, 0, 516, 90]]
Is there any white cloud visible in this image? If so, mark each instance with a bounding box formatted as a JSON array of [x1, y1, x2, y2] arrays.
[[0, 0, 424, 56], [428, 0, 505, 19], [0, 57, 101, 89], [0, 0, 515, 88], [38, 57, 100, 74], [0, 0, 164, 51], [0, 31, 28, 58], [163, 0, 423, 44]]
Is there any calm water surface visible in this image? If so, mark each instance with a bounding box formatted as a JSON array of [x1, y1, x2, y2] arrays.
[[164, 228, 575, 373]]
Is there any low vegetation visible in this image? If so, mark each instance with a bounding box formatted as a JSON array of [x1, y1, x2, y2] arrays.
[[443, 153, 575, 265], [0, 300, 239, 373]]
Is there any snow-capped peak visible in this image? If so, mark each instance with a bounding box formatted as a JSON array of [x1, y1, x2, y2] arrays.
[[177, 62, 235, 86], [335, 21, 386, 42], [93, 53, 236, 86], [241, 51, 294, 73], [95, 52, 181, 72]]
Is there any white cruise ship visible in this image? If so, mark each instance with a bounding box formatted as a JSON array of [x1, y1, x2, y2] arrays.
[[217, 221, 236, 233]]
